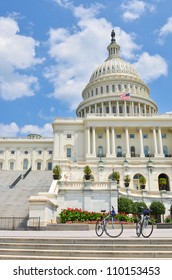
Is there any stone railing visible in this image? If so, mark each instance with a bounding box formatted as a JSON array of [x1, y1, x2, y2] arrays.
[[57, 181, 111, 190]]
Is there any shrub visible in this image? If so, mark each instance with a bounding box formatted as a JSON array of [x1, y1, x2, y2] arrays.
[[165, 217, 172, 223], [118, 197, 134, 214], [132, 201, 147, 215], [150, 201, 165, 215]]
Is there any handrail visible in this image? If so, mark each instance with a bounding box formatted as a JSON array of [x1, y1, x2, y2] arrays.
[[9, 167, 32, 188], [22, 166, 32, 179], [9, 174, 22, 188]]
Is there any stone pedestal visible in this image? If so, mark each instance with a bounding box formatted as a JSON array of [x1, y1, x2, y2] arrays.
[[28, 192, 58, 227]]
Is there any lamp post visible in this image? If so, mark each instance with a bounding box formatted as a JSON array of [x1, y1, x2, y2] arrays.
[[147, 150, 153, 191], [123, 151, 129, 172], [99, 150, 103, 163]]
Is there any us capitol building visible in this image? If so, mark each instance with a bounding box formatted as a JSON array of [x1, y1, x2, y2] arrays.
[[0, 31, 172, 226]]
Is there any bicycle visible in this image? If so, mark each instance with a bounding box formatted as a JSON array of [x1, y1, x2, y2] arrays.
[[136, 208, 153, 238], [95, 206, 123, 238]]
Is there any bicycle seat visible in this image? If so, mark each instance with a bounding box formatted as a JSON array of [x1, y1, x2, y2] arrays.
[[101, 210, 106, 213]]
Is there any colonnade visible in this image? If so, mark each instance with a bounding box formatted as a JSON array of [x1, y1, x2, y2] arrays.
[[77, 100, 156, 117], [85, 126, 165, 158]]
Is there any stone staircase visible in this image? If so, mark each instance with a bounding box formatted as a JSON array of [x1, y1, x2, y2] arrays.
[[0, 237, 171, 259], [0, 171, 52, 218]]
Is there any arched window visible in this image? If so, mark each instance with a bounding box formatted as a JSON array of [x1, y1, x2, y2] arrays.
[[144, 146, 149, 157], [133, 173, 144, 190], [117, 146, 122, 157], [23, 159, 28, 170], [98, 146, 103, 156], [112, 85, 115, 92], [106, 85, 109, 93], [163, 146, 168, 157], [158, 174, 170, 191], [130, 146, 135, 157]]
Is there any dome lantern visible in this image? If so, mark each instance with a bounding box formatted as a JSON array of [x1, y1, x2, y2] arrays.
[[107, 29, 120, 59]]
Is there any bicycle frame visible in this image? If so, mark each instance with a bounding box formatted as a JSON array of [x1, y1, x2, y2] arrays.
[[95, 208, 123, 238]]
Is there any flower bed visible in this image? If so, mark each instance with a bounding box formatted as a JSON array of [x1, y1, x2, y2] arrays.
[[59, 208, 137, 224]]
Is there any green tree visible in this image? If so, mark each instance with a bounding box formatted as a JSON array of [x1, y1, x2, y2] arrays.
[[118, 197, 134, 214], [150, 201, 165, 221], [133, 201, 147, 214]]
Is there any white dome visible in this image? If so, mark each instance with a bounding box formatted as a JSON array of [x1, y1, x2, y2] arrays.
[[90, 56, 141, 82], [76, 30, 158, 117]]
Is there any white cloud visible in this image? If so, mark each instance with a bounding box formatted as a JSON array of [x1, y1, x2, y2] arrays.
[[0, 17, 43, 101], [20, 123, 53, 137], [0, 122, 53, 137], [45, 2, 141, 110], [121, 0, 156, 22], [158, 16, 172, 44], [133, 52, 168, 82], [0, 122, 20, 137]]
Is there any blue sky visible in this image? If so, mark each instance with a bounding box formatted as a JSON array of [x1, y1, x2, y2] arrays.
[[0, 0, 172, 137]]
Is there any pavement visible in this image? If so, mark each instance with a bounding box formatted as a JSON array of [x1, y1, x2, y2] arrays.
[[0, 228, 172, 239]]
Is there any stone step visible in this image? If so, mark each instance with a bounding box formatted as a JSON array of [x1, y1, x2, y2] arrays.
[[0, 242, 172, 251], [0, 237, 172, 245], [0, 237, 172, 259], [0, 248, 171, 259]]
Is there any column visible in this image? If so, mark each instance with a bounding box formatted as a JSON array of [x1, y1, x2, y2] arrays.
[[53, 132, 60, 160], [158, 127, 164, 156], [109, 101, 112, 114], [144, 104, 147, 116], [116, 101, 119, 116], [138, 103, 141, 115], [131, 102, 134, 115], [101, 102, 104, 115], [139, 128, 144, 157], [106, 127, 110, 156], [86, 127, 91, 156], [124, 101, 127, 115], [111, 128, 116, 156], [94, 104, 97, 114], [153, 128, 158, 156], [149, 106, 151, 115], [125, 128, 130, 157], [16, 148, 21, 170], [92, 127, 96, 156]]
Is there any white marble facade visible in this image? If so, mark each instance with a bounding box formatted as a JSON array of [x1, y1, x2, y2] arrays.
[[1, 31, 172, 224]]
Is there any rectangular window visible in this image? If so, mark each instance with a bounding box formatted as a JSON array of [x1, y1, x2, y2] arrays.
[[106, 107, 109, 113], [67, 134, 72, 139], [112, 106, 116, 113], [66, 148, 71, 158], [49, 150, 53, 154], [11, 150, 15, 155], [116, 134, 121, 139], [98, 133, 103, 139], [48, 162, 52, 170], [143, 134, 148, 139], [0, 150, 4, 154], [130, 134, 135, 139], [38, 150, 42, 154], [162, 134, 167, 139]]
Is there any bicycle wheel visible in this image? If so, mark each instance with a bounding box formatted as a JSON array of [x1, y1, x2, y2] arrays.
[[141, 217, 153, 238], [136, 222, 141, 237], [95, 220, 104, 237], [105, 218, 123, 238]]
